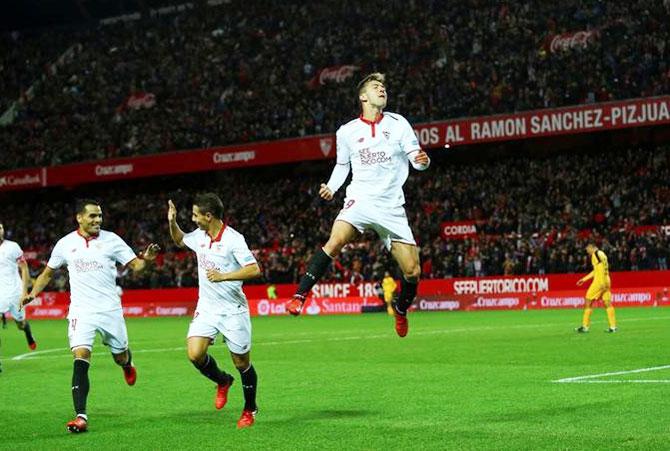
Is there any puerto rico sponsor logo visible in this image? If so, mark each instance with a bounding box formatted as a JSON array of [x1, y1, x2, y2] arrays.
[[359, 148, 391, 165], [454, 277, 549, 295], [95, 163, 134, 177], [197, 255, 219, 271], [319, 138, 333, 156], [0, 173, 41, 187], [73, 258, 105, 272]]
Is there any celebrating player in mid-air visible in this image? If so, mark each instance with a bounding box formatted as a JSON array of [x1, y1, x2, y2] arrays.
[[287, 73, 430, 337], [0, 222, 37, 363], [168, 194, 261, 429], [21, 199, 159, 433], [576, 243, 617, 333]]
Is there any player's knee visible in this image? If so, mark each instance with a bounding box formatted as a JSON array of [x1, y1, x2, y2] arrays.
[[231, 354, 250, 370], [72, 347, 91, 360], [404, 265, 421, 281], [323, 238, 344, 257], [15, 320, 25, 330], [187, 348, 206, 366]]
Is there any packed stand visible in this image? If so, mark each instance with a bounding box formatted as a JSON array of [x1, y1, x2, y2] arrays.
[[1, 144, 668, 291], [1, 0, 670, 170]]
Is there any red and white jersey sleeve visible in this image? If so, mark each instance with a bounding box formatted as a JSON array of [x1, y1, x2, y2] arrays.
[[0, 240, 24, 301], [183, 225, 257, 315], [337, 112, 423, 207], [47, 230, 136, 317]]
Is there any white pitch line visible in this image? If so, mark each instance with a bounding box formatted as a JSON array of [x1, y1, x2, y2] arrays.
[[553, 365, 670, 383], [557, 380, 670, 384]]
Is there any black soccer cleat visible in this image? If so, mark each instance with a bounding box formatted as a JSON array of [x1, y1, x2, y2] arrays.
[[575, 326, 589, 333]]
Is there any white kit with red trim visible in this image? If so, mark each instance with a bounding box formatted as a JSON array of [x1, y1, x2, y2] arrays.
[[327, 112, 427, 208], [182, 225, 258, 315], [47, 230, 136, 317], [0, 239, 24, 305]]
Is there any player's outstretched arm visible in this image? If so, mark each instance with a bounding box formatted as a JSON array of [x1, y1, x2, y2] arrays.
[[127, 243, 161, 273], [168, 199, 185, 247], [20, 266, 54, 310], [206, 263, 261, 283]]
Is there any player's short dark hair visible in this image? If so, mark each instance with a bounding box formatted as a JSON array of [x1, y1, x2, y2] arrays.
[[194, 193, 224, 219], [357, 72, 386, 95], [75, 198, 101, 214]]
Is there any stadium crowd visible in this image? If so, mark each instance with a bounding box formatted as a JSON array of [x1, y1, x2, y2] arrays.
[[1, 0, 670, 169], [2, 144, 668, 291]]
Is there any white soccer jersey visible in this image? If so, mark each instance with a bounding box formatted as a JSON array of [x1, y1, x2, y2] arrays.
[[328, 112, 424, 207], [0, 240, 24, 301], [182, 225, 257, 315], [47, 230, 136, 317]]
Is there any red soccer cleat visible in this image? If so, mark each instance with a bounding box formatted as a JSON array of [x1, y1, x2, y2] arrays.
[[28, 341, 37, 351], [394, 312, 408, 337], [123, 365, 137, 386], [237, 409, 257, 429], [287, 294, 306, 316], [215, 376, 234, 410], [66, 416, 88, 433]]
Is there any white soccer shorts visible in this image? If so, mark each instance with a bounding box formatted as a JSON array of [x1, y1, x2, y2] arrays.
[[68, 310, 129, 354], [335, 197, 416, 250], [187, 310, 252, 355], [0, 293, 25, 322]]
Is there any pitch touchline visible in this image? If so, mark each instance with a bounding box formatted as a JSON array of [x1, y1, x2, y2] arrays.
[[10, 314, 670, 362], [553, 365, 670, 383]]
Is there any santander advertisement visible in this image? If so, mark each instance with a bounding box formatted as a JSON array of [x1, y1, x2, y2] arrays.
[[18, 271, 670, 319]]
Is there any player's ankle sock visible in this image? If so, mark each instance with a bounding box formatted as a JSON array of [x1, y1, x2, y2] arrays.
[[239, 364, 258, 411], [72, 359, 90, 417], [582, 307, 593, 328], [193, 354, 230, 385], [22, 321, 35, 345], [606, 306, 616, 328], [394, 276, 418, 315], [296, 248, 333, 296]]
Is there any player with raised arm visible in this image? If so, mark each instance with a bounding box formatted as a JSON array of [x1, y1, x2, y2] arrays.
[[287, 73, 430, 337], [21, 199, 159, 433], [168, 194, 261, 429], [0, 222, 37, 359]]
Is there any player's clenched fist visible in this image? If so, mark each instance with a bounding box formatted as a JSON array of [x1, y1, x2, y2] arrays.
[[167, 199, 177, 221], [319, 183, 334, 201]]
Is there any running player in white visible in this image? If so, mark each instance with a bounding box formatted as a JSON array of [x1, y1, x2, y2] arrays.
[[21, 199, 159, 433], [0, 222, 37, 366], [167, 193, 261, 429], [287, 73, 430, 337]]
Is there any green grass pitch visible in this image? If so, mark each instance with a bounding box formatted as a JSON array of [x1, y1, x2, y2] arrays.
[[1, 308, 669, 450]]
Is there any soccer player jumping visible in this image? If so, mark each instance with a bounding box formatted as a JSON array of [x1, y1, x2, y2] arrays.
[[287, 73, 430, 337], [21, 199, 160, 433]]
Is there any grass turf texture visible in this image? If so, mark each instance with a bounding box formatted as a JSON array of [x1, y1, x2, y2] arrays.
[[0, 307, 668, 450]]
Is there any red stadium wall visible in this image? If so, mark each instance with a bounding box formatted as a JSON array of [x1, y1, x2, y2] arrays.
[[1, 96, 669, 191], [19, 270, 670, 319]]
